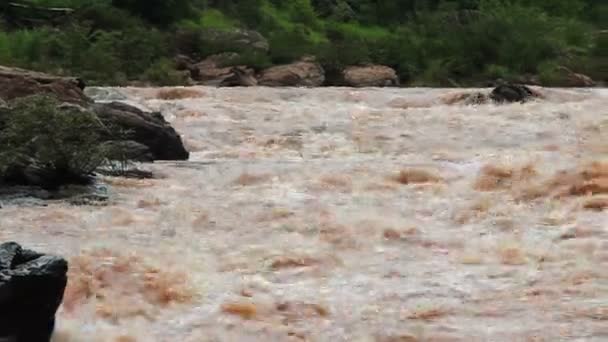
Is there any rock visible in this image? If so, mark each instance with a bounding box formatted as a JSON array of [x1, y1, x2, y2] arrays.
[[103, 140, 154, 162], [490, 83, 539, 103], [0, 65, 90, 105], [91, 101, 189, 161], [441, 83, 541, 105], [0, 242, 68, 341], [174, 54, 196, 71], [200, 28, 269, 53], [557, 66, 596, 87], [193, 54, 256, 86], [341, 65, 399, 87], [219, 67, 258, 87], [258, 59, 325, 87]]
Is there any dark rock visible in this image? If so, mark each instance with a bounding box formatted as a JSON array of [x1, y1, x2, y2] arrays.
[[91, 102, 189, 161], [441, 83, 542, 106], [103, 140, 154, 162], [174, 54, 196, 71], [0, 65, 90, 105], [0, 242, 68, 342], [490, 83, 538, 103]]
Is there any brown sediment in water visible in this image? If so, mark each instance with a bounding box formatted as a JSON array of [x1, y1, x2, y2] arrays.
[[1, 86, 607, 340], [156, 87, 205, 100]]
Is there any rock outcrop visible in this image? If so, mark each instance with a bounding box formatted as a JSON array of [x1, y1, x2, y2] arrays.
[[91, 101, 190, 161], [0, 242, 68, 342], [341, 65, 399, 87], [0, 65, 190, 162], [0, 65, 89, 105], [258, 58, 325, 87]]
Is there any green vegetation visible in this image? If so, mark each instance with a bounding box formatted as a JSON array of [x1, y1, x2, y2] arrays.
[[0, 0, 604, 86], [0, 95, 116, 188]]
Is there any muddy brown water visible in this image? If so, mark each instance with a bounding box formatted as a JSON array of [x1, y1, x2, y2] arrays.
[[1, 86, 607, 341]]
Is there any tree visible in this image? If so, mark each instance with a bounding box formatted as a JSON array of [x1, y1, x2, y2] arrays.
[[111, 0, 193, 26]]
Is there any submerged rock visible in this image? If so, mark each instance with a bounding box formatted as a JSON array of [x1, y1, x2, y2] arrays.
[[0, 242, 68, 342]]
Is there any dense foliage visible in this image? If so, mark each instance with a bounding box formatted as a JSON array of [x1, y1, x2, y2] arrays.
[[0, 0, 605, 86], [0, 95, 114, 188]]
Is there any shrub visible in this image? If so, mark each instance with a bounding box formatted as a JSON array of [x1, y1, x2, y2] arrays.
[[0, 95, 113, 188]]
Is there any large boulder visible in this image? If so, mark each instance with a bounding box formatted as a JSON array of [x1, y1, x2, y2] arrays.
[[91, 101, 189, 161], [193, 54, 257, 86], [258, 58, 325, 87], [0, 65, 89, 105], [341, 65, 399, 87], [490, 83, 539, 103], [0, 242, 68, 341], [556, 66, 596, 87]]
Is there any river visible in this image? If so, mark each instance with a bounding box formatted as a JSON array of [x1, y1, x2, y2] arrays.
[[1, 86, 607, 341]]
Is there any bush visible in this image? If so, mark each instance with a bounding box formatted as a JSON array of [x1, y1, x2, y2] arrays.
[[0, 95, 112, 188]]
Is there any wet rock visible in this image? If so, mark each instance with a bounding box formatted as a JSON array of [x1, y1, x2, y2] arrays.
[[442, 83, 542, 105], [258, 58, 325, 87], [0, 65, 90, 105], [91, 101, 189, 161], [0, 242, 68, 342], [341, 65, 399, 87], [103, 140, 154, 162], [490, 83, 538, 103], [0, 186, 51, 207]]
